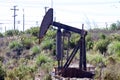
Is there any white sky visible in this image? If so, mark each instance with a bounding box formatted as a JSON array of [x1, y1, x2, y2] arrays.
[[0, 0, 120, 32]]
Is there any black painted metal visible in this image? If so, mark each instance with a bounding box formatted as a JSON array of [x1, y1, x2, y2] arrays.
[[39, 8, 53, 39], [39, 8, 93, 78], [61, 68, 94, 78], [56, 28, 62, 68], [83, 36, 87, 70], [53, 22, 87, 35], [63, 39, 81, 69], [79, 38, 83, 70], [79, 25, 87, 70]]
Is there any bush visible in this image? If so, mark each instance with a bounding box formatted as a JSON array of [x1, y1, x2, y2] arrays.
[[87, 52, 105, 65], [99, 33, 106, 39], [93, 39, 109, 54], [70, 33, 80, 48], [43, 74, 52, 80], [86, 33, 94, 50], [9, 41, 22, 49], [0, 63, 5, 80], [6, 65, 35, 80], [109, 23, 117, 30], [21, 37, 33, 49], [25, 27, 39, 36], [41, 39, 54, 50], [36, 53, 53, 66], [30, 46, 40, 55], [87, 41, 94, 50], [0, 33, 3, 37], [86, 33, 92, 42], [107, 41, 120, 56], [102, 63, 120, 80], [45, 29, 56, 39], [108, 33, 120, 41], [5, 30, 19, 36]]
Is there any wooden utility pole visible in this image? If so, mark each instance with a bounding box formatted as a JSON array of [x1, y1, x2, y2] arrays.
[[11, 5, 19, 30], [23, 9, 25, 32]]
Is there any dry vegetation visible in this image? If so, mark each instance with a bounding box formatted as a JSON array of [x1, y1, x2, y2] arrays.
[[0, 26, 120, 80]]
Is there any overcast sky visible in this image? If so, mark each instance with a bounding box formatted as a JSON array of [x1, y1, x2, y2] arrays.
[[0, 0, 120, 32]]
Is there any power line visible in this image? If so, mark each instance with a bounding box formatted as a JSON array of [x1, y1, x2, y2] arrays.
[[11, 5, 19, 30]]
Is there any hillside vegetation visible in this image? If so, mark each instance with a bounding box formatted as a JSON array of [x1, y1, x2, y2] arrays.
[[0, 24, 120, 80]]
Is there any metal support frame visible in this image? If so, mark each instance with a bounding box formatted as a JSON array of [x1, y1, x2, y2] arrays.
[[56, 28, 62, 69], [63, 39, 81, 69], [39, 8, 94, 78], [53, 21, 87, 70], [79, 35, 86, 70], [53, 22, 87, 35]]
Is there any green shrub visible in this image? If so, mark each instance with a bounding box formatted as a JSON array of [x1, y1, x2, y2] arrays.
[[108, 33, 120, 41], [9, 41, 22, 49], [30, 46, 40, 55], [93, 39, 109, 54], [25, 27, 39, 36], [99, 33, 106, 39], [6, 65, 35, 80], [41, 39, 54, 50], [105, 56, 117, 65], [109, 23, 117, 30], [21, 37, 33, 49], [70, 33, 80, 48], [87, 41, 94, 50], [0, 56, 4, 62], [86, 33, 92, 42], [5, 30, 19, 36], [6, 69, 16, 80], [86, 33, 94, 50], [0, 33, 3, 37], [87, 51, 105, 65], [36, 53, 53, 66], [102, 63, 120, 80], [107, 41, 120, 56], [0, 63, 5, 80], [45, 29, 56, 38], [43, 74, 52, 80]]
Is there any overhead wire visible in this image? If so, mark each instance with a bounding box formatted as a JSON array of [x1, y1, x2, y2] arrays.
[[0, 0, 120, 29]]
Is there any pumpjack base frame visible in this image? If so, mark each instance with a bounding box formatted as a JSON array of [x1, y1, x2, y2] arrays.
[[55, 68, 94, 78]]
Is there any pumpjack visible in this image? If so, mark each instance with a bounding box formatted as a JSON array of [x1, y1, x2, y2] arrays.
[[38, 8, 94, 78]]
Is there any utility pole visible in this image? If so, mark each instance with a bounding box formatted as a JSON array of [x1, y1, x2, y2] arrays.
[[105, 22, 108, 29], [23, 9, 25, 32], [51, 0, 53, 8], [11, 5, 19, 30], [5, 26, 6, 32]]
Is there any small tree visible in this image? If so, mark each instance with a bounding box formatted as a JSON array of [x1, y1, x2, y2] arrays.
[[86, 33, 94, 50], [25, 27, 39, 37], [99, 33, 106, 39], [109, 23, 117, 30], [94, 39, 109, 54], [0, 33, 3, 37], [116, 21, 120, 30], [5, 30, 19, 36], [107, 41, 120, 56]]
